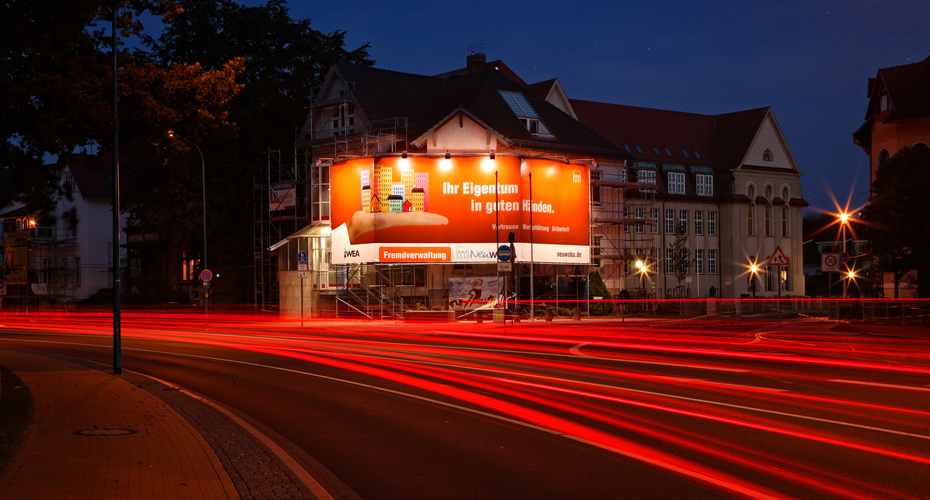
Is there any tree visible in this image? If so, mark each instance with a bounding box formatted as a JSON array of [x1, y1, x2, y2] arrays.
[[860, 144, 930, 297], [588, 271, 613, 316], [136, 0, 375, 279], [668, 222, 693, 297]]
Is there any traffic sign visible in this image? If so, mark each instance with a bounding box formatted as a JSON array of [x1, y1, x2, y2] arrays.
[[498, 263, 512, 272], [839, 252, 849, 263], [297, 251, 308, 264], [497, 245, 512, 262], [297, 271, 308, 279], [297, 263, 308, 271], [199, 269, 213, 281], [767, 246, 790, 266], [821, 253, 841, 273]]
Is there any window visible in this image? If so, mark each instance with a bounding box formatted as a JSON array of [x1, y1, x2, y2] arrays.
[[650, 208, 658, 234], [668, 172, 686, 194], [679, 210, 688, 234], [500, 91, 553, 138], [652, 146, 661, 155], [763, 149, 773, 161], [694, 211, 703, 235], [680, 249, 689, 274], [782, 187, 789, 202], [696, 174, 713, 196], [747, 185, 755, 200], [63, 172, 76, 193], [635, 207, 644, 233], [878, 149, 890, 167], [765, 267, 773, 291], [664, 147, 673, 157], [665, 209, 674, 234], [636, 223, 644, 234], [693, 150, 701, 159], [782, 207, 788, 237], [696, 249, 704, 275], [665, 249, 674, 275], [879, 93, 889, 112], [708, 211, 717, 236], [747, 205, 754, 235], [708, 250, 717, 274], [637, 170, 656, 184], [782, 265, 791, 291], [623, 207, 629, 233], [765, 185, 773, 200], [681, 149, 690, 158], [764, 205, 772, 236], [623, 144, 631, 153], [635, 145, 643, 154]]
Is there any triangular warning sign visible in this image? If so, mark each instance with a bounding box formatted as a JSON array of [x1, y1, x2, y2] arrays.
[[767, 246, 790, 266]]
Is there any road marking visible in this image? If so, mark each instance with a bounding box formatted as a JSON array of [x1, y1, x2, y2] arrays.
[[570, 343, 749, 372], [830, 380, 930, 393]]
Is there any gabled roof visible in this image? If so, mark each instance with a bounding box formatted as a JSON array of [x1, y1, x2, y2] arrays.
[[66, 155, 114, 200], [875, 54, 930, 122], [571, 100, 769, 173], [329, 63, 627, 158]]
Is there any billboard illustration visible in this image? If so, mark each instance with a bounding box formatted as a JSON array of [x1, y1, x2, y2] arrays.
[[330, 155, 589, 264], [448, 277, 504, 310]]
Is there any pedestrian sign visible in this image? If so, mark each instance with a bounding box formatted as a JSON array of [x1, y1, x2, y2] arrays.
[[199, 269, 213, 281], [767, 246, 790, 266], [297, 251, 308, 264]]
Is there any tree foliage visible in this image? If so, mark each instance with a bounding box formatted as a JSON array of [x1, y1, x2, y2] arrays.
[[587, 271, 613, 316], [860, 144, 930, 296], [668, 222, 692, 293]]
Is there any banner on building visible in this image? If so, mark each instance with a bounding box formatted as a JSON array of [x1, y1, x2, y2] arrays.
[[330, 156, 590, 264], [448, 276, 503, 310], [270, 181, 296, 212]]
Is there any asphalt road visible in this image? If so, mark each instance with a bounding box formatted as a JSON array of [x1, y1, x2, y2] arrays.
[[2, 312, 929, 499]]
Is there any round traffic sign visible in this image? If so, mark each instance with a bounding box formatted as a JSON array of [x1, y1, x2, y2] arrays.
[[497, 245, 512, 262], [824, 255, 837, 267], [199, 269, 213, 282], [297, 251, 308, 264], [839, 252, 849, 263]]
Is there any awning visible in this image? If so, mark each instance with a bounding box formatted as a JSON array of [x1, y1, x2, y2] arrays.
[[661, 163, 686, 172]]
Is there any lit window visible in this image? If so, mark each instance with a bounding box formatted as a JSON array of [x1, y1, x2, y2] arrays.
[[681, 149, 690, 158], [667, 172, 685, 194], [664, 147, 673, 157]]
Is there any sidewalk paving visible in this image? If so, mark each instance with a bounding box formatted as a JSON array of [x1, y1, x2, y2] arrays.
[[0, 351, 322, 500]]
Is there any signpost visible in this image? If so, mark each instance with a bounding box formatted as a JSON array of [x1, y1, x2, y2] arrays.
[[767, 246, 790, 323], [199, 269, 212, 318], [297, 251, 308, 326]]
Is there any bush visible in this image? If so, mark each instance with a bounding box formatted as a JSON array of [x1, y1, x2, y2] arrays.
[[588, 271, 614, 316]]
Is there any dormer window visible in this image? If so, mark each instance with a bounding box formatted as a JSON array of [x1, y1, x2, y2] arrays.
[[63, 172, 76, 193], [763, 149, 773, 162], [499, 91, 553, 138], [879, 93, 889, 113]]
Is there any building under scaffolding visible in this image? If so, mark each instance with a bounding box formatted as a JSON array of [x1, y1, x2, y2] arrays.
[[1, 214, 81, 307]]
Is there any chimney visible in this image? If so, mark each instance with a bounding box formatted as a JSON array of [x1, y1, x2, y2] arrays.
[[466, 43, 486, 73]]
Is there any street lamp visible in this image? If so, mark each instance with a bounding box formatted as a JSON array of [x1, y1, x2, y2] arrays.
[[169, 131, 208, 310], [838, 212, 850, 299], [749, 264, 758, 298]]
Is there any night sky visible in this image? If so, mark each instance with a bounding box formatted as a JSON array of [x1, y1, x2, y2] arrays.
[[243, 1, 930, 215]]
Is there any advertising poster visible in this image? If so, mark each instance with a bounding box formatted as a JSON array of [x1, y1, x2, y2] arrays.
[[448, 277, 503, 310], [3, 230, 28, 285], [270, 181, 296, 212], [330, 156, 589, 264]]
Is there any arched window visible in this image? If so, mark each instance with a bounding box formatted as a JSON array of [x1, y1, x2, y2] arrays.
[[747, 205, 754, 235], [782, 187, 789, 202], [782, 206, 789, 237], [765, 185, 773, 200], [747, 185, 755, 200], [764, 205, 771, 236], [763, 149, 773, 161], [878, 149, 890, 167]]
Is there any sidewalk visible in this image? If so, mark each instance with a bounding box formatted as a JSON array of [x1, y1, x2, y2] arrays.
[[0, 351, 325, 500]]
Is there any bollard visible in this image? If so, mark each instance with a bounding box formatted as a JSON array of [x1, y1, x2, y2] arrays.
[[573, 307, 581, 321], [546, 307, 554, 321]]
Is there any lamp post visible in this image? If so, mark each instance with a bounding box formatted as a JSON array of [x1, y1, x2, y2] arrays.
[[839, 212, 849, 299], [192, 143, 208, 311], [749, 264, 758, 298]]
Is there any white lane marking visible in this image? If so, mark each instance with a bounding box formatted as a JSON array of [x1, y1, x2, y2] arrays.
[[7, 337, 930, 446], [830, 380, 930, 393], [570, 343, 749, 372], [0, 339, 787, 500]]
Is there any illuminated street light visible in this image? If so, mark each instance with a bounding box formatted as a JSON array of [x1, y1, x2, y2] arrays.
[[838, 212, 850, 299], [749, 264, 759, 298]]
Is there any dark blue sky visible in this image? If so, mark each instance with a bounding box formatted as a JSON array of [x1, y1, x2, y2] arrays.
[[243, 0, 930, 214]]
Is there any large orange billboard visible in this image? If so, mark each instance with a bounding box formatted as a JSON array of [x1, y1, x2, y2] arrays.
[[330, 155, 589, 264]]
